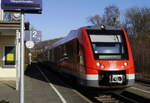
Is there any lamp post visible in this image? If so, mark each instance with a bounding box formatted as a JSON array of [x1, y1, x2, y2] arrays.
[[20, 13, 25, 103]]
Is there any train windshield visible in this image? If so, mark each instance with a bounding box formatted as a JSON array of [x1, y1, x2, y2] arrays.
[[87, 30, 128, 60], [92, 43, 123, 54]]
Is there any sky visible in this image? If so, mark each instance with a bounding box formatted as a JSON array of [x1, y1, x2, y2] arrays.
[[25, 0, 150, 40]]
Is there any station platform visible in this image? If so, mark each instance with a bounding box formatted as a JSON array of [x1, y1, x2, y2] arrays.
[[0, 64, 90, 103]]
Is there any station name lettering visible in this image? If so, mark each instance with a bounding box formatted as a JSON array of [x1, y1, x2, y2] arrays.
[[11, 0, 34, 3]]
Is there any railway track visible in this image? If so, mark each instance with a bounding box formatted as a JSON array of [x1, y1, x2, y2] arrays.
[[87, 93, 124, 103], [59, 74, 149, 103], [95, 95, 121, 103], [76, 87, 139, 103], [78, 86, 150, 103]]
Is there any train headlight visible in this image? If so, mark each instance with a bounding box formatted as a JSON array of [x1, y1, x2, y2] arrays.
[[96, 62, 100, 66], [121, 65, 125, 68], [96, 62, 105, 69], [101, 65, 105, 69], [124, 62, 128, 66], [101, 25, 105, 30]]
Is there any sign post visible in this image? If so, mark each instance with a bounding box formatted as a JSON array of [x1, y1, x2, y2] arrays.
[[20, 12, 25, 103], [25, 40, 35, 65], [1, 0, 42, 103]]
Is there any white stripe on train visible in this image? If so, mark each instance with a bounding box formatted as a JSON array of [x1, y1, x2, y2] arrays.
[[126, 74, 135, 80], [80, 74, 135, 80], [60, 68, 135, 80]]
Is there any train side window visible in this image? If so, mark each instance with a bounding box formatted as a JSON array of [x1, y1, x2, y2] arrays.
[[79, 51, 84, 65], [52, 49, 55, 62], [76, 41, 80, 62], [78, 44, 84, 65], [63, 45, 68, 59], [77, 41, 79, 55], [66, 42, 73, 62]]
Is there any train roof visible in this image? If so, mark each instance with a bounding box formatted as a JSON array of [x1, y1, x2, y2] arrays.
[[49, 25, 123, 49], [50, 29, 79, 49], [84, 25, 122, 30]]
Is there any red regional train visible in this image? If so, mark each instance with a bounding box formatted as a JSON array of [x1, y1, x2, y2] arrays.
[[42, 25, 135, 88]]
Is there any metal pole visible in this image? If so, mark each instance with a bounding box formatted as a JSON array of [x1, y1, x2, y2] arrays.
[[16, 30, 20, 91], [30, 28, 32, 41], [16, 30, 18, 90], [29, 27, 32, 65], [20, 13, 25, 103]]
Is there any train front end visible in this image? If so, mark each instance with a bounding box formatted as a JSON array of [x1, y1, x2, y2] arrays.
[[81, 26, 135, 88]]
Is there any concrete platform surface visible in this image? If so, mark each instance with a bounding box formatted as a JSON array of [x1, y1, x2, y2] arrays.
[[0, 64, 90, 103]]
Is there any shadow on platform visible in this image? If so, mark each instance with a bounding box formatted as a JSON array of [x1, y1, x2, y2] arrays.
[[25, 63, 73, 89]]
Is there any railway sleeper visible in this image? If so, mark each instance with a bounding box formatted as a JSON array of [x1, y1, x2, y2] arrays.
[[95, 95, 122, 103], [111, 93, 138, 103]]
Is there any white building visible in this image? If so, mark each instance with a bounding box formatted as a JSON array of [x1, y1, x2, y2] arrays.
[[0, 8, 20, 80]]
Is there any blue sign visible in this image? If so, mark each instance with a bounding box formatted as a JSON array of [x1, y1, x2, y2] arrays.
[[1, 0, 42, 13]]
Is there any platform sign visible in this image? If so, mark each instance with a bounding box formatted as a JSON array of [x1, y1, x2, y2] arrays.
[[1, 0, 42, 13], [31, 29, 42, 42], [25, 41, 35, 49]]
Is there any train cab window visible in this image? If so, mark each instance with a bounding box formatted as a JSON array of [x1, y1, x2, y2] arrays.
[[87, 30, 128, 60], [92, 43, 122, 54]]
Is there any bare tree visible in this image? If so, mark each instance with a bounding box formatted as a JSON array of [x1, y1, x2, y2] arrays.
[[103, 5, 120, 27], [88, 5, 120, 27], [124, 7, 150, 37], [88, 15, 103, 26]]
